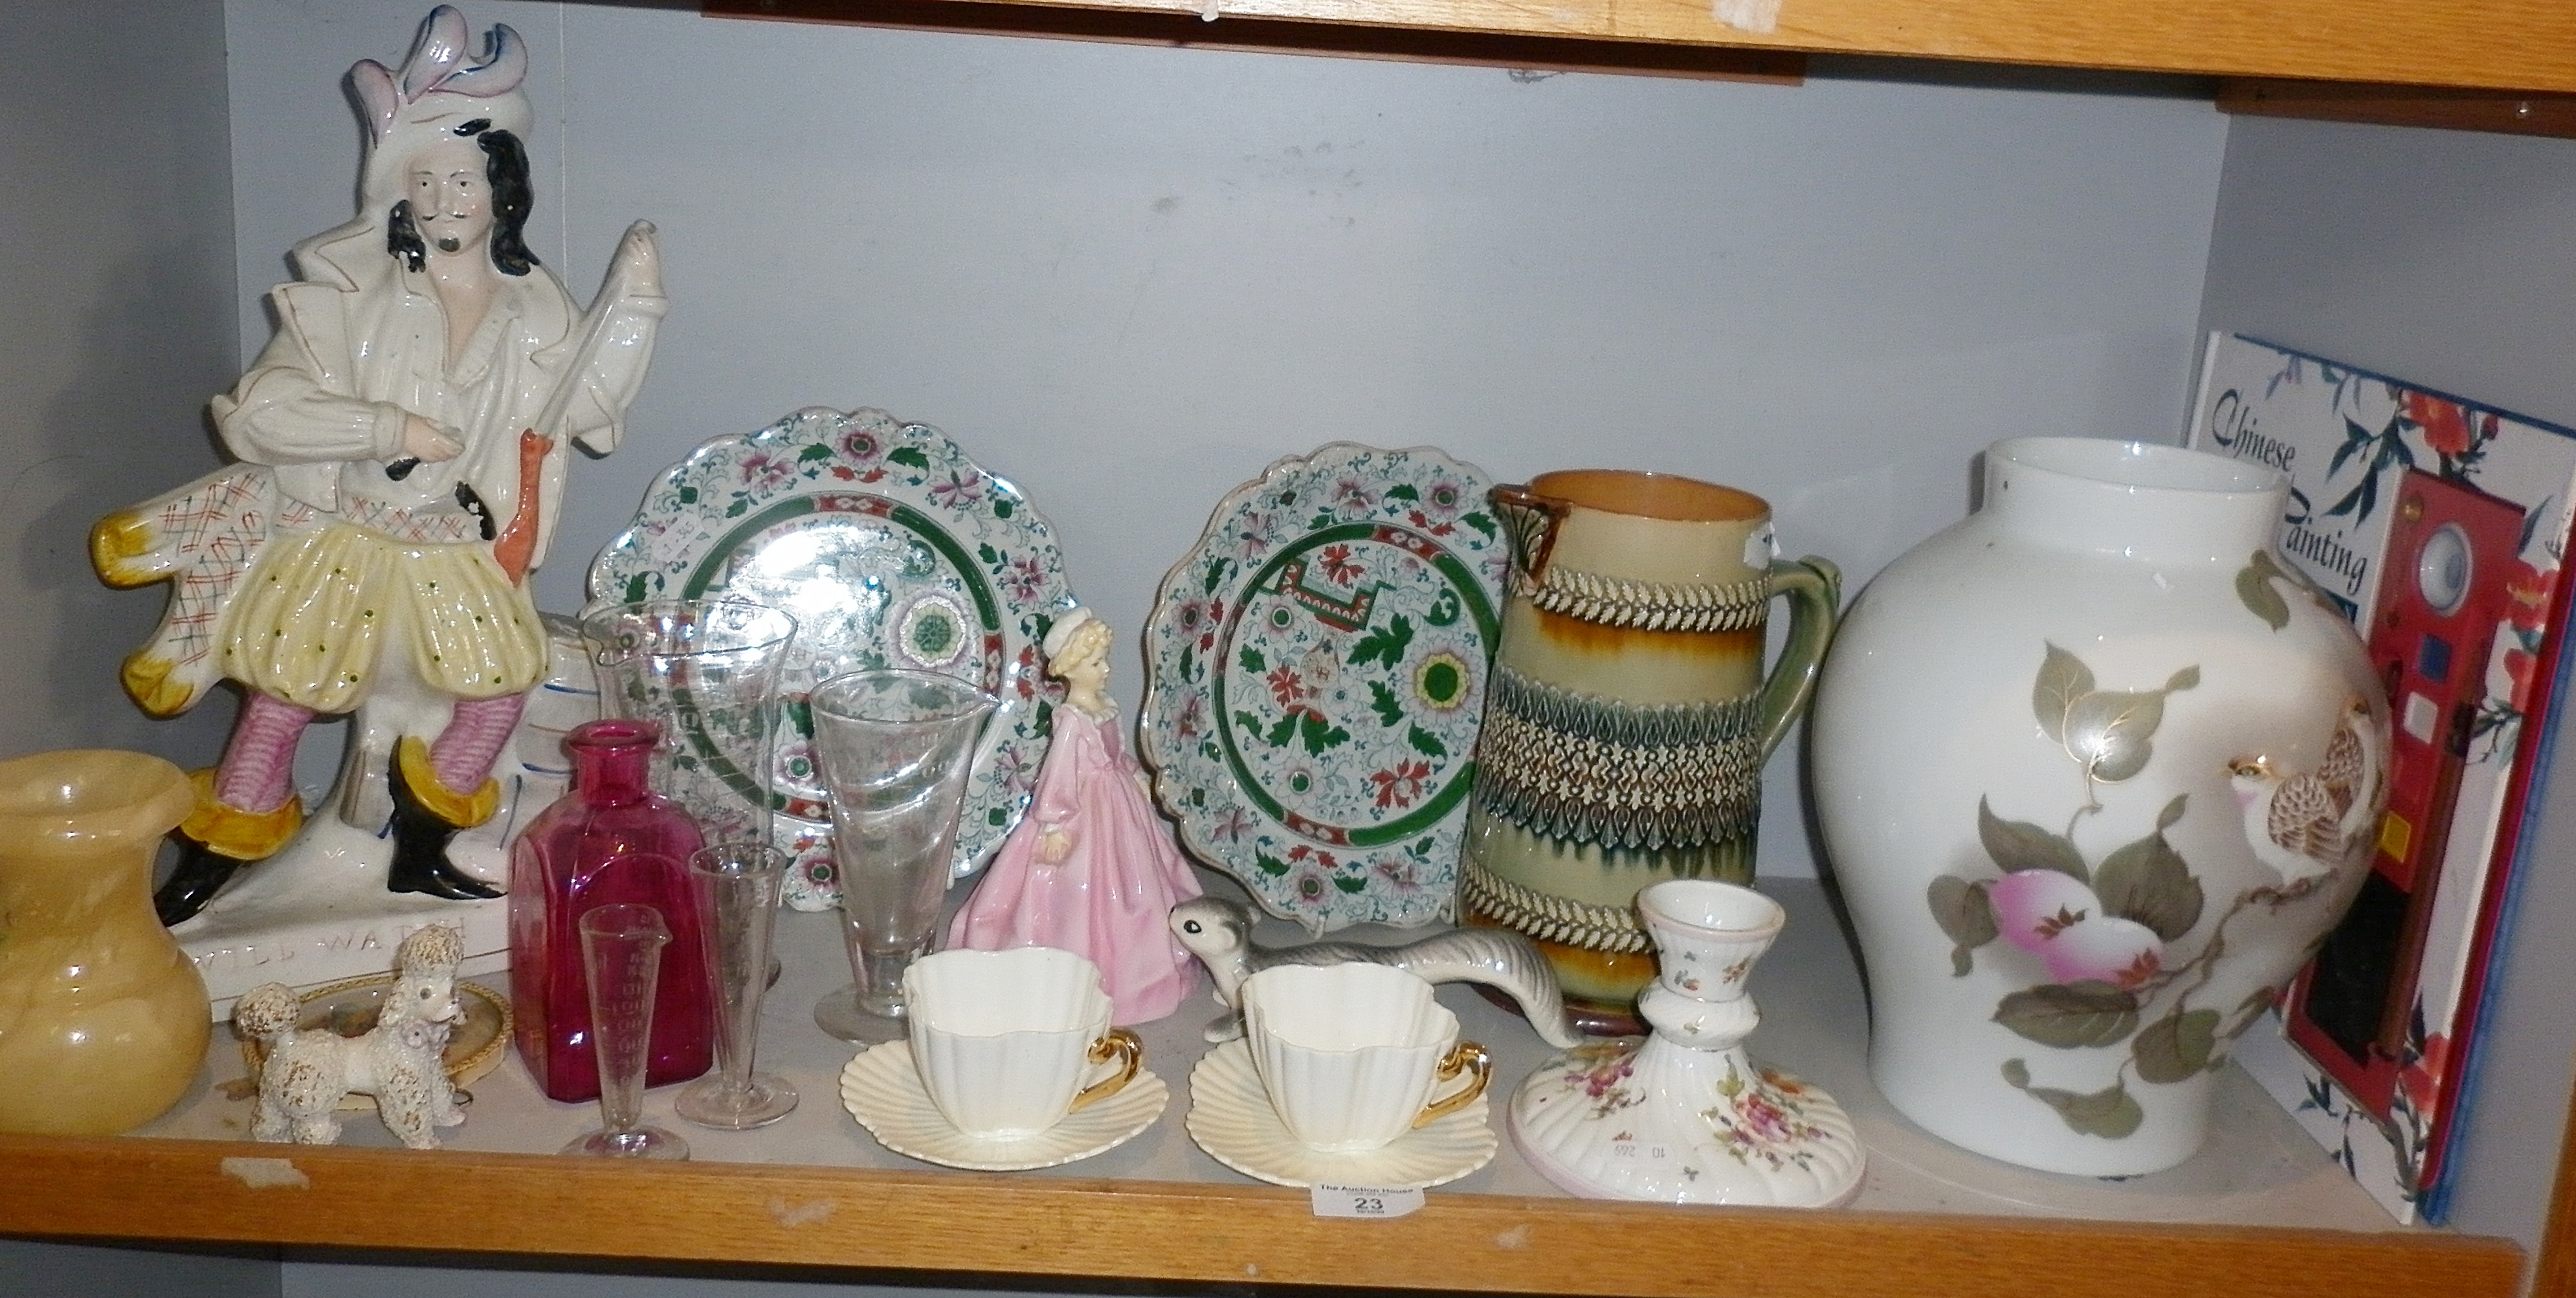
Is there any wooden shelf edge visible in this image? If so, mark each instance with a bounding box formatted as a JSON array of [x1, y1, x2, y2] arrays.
[[0, 1134, 2525, 1298], [2219, 78, 2576, 139], [705, 0, 1808, 81], [709, 0, 2576, 92]]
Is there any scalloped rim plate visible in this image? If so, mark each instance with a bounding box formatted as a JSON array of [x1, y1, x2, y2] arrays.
[[838, 1039, 1168, 1172], [1184, 1036, 1496, 1189], [589, 407, 1079, 908], [1137, 443, 1509, 932]]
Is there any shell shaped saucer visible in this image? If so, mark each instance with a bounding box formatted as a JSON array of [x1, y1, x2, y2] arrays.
[[1185, 1037, 1496, 1189], [839, 1040, 1168, 1172]]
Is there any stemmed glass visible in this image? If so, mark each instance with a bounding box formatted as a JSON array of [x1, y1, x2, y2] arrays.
[[675, 842, 798, 1129], [563, 903, 689, 1160], [806, 669, 997, 1043]]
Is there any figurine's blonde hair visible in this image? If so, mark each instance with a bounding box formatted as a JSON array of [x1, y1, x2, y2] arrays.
[[1043, 608, 1111, 677]]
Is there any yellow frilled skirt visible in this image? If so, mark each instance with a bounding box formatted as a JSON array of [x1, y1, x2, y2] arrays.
[[219, 522, 548, 713]]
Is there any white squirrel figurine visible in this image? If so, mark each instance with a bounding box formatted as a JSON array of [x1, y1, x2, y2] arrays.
[[1169, 895, 1583, 1048]]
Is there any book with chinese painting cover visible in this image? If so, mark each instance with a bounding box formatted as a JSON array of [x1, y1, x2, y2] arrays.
[[2184, 332, 2576, 1224]]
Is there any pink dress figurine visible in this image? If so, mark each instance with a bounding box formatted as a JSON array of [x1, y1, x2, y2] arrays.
[[948, 608, 1204, 1022]]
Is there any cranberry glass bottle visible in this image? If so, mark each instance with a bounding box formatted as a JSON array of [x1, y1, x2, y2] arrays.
[[511, 718, 715, 1102]]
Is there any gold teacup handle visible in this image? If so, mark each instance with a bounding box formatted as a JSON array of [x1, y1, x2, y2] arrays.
[[1412, 1040, 1492, 1128], [1069, 1028, 1144, 1114]]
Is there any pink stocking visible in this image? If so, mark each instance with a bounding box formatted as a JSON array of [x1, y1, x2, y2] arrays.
[[428, 693, 525, 795], [212, 693, 315, 814]]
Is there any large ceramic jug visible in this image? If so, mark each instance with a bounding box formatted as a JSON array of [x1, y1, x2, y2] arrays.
[[0, 750, 211, 1134], [1811, 437, 2389, 1176], [1460, 470, 1839, 1030]]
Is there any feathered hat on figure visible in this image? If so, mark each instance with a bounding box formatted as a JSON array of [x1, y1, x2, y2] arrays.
[[350, 6, 531, 218]]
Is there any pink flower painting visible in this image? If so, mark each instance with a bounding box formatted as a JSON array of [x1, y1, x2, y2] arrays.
[[1988, 869, 2164, 989]]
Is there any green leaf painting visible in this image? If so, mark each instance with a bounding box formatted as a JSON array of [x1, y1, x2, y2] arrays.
[[1406, 723, 1449, 758], [1298, 712, 1352, 756], [1978, 797, 2088, 881], [1993, 981, 2140, 1049], [887, 446, 932, 470], [2032, 644, 2094, 743], [2236, 552, 2292, 630], [2131, 1009, 2221, 1084], [2035, 643, 2199, 788], [1929, 875, 1998, 976], [2003, 1059, 2145, 1139], [1348, 614, 1416, 670], [1368, 680, 1404, 726], [2092, 805, 2205, 942], [1239, 644, 1267, 676]]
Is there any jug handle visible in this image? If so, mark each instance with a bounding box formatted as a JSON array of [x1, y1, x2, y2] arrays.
[[1487, 484, 1568, 582], [1752, 556, 1843, 763]]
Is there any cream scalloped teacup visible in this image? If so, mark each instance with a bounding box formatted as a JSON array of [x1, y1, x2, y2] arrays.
[[1240, 963, 1490, 1154], [903, 947, 1142, 1139]]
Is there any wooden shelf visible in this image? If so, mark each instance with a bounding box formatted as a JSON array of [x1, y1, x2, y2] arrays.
[[0, 881, 2534, 1297], [0, 1138, 2524, 1297], [712, 0, 2576, 94]]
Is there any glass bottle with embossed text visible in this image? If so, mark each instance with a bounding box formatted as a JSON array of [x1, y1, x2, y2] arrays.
[[511, 718, 713, 1102]]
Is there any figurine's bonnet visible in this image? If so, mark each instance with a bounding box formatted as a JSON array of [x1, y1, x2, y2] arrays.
[[349, 5, 531, 218], [1043, 607, 1101, 663]]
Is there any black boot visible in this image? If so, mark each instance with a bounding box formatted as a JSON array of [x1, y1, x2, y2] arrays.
[[386, 750, 505, 901], [155, 838, 245, 926], [155, 771, 304, 927]]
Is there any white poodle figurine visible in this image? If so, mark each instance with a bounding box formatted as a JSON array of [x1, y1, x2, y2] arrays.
[[234, 924, 469, 1149]]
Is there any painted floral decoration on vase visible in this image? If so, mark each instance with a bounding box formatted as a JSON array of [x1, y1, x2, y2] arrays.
[[1929, 639, 2381, 1141], [948, 609, 1204, 1023], [1813, 437, 2392, 1178]]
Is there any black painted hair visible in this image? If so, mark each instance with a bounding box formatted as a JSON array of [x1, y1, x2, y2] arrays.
[[386, 199, 427, 271], [476, 129, 537, 276], [380, 126, 538, 277]]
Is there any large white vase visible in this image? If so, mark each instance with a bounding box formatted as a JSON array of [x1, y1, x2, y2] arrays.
[[1810, 437, 2390, 1176]]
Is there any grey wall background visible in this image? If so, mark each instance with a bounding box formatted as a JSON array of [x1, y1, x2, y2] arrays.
[[216, 1, 2229, 878], [0, 0, 236, 764], [0, 0, 257, 1292], [2198, 113, 2576, 1279], [13, 0, 2576, 1293]]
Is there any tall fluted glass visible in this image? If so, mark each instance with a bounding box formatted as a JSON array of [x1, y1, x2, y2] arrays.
[[807, 670, 997, 1043]]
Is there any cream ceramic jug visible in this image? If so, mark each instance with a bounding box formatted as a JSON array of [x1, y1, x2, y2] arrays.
[[1460, 470, 1839, 1029], [0, 750, 210, 1135]]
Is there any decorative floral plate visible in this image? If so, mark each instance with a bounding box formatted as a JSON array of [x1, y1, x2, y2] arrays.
[[590, 407, 1079, 909], [1139, 444, 1508, 932]]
